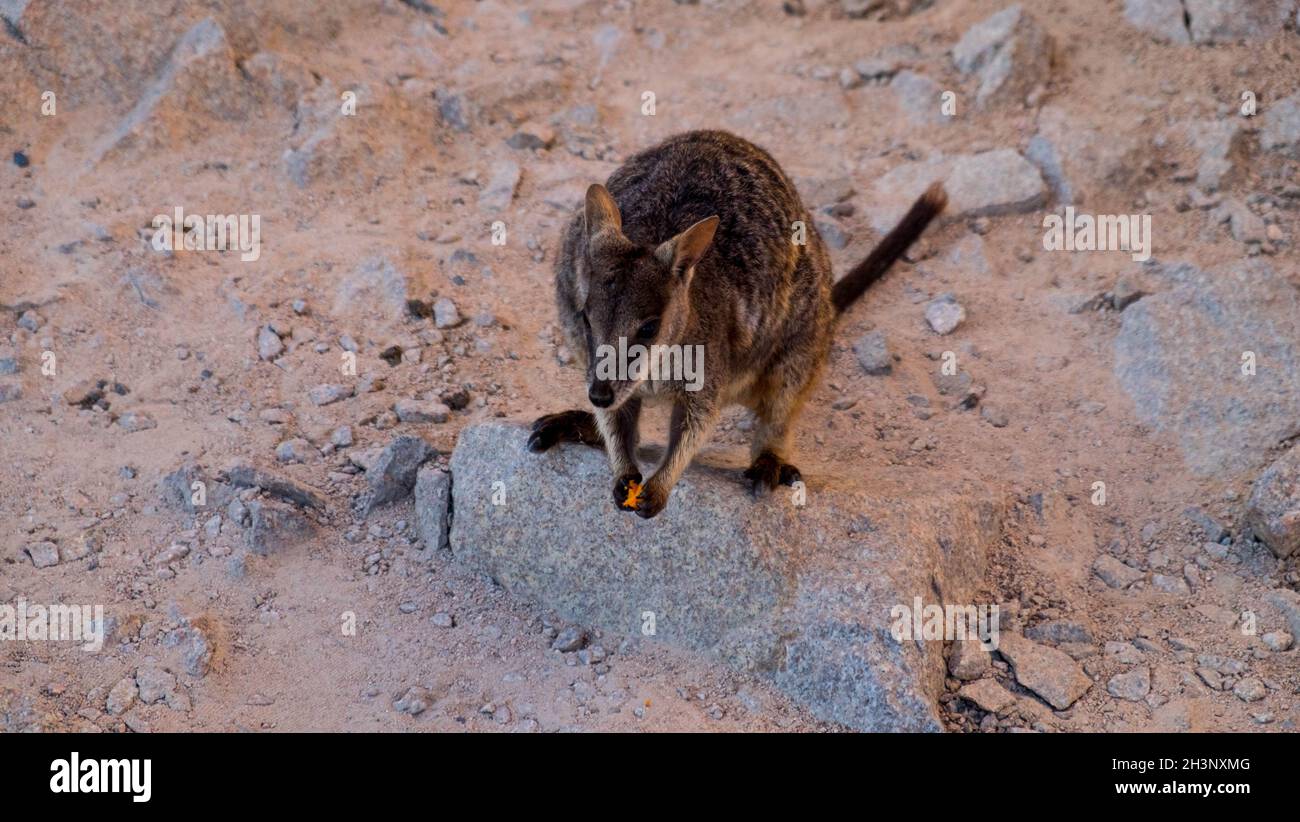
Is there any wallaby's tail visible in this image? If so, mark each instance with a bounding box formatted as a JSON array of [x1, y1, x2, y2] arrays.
[[831, 182, 947, 314]]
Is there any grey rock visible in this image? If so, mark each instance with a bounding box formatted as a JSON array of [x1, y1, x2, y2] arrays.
[[1115, 260, 1300, 476], [1025, 620, 1092, 645], [223, 462, 326, 510], [307, 383, 354, 406], [1172, 120, 1240, 191], [478, 160, 521, 212], [245, 499, 315, 555], [1261, 92, 1300, 157], [334, 257, 410, 319], [430, 612, 454, 628], [551, 626, 587, 653], [0, 381, 20, 403], [1245, 447, 1300, 559], [1266, 589, 1300, 640], [1221, 199, 1266, 244], [1107, 667, 1152, 701], [1097, 556, 1149, 587], [17, 309, 42, 332], [1196, 667, 1225, 690], [1025, 133, 1076, 204], [852, 330, 892, 375], [447, 421, 1006, 731], [89, 18, 236, 164], [870, 150, 1046, 232], [1262, 630, 1293, 652], [958, 678, 1016, 714], [1185, 0, 1295, 44], [1233, 676, 1267, 702], [116, 411, 157, 432], [1152, 573, 1191, 595], [814, 217, 852, 251], [948, 639, 990, 681], [435, 88, 470, 131], [394, 686, 433, 715], [169, 621, 214, 678], [980, 405, 1009, 428], [925, 294, 966, 335], [160, 460, 215, 514], [1111, 277, 1146, 311], [506, 122, 555, 151], [890, 71, 949, 126], [433, 297, 462, 329], [23, 541, 59, 568], [135, 665, 177, 704], [1122, 0, 1191, 42], [951, 5, 1054, 108], [0, 346, 18, 375], [998, 632, 1092, 710], [106, 677, 137, 716], [1105, 641, 1143, 665], [331, 426, 354, 448], [1184, 505, 1228, 543], [257, 325, 283, 360], [1197, 653, 1246, 676], [275, 438, 315, 464], [153, 543, 190, 565], [394, 399, 450, 424], [366, 435, 435, 511], [414, 466, 452, 552]]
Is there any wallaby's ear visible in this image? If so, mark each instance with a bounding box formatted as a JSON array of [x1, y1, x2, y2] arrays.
[[656, 216, 719, 277], [585, 184, 622, 239]]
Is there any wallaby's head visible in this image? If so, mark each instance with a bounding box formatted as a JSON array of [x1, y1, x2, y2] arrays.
[[576, 184, 718, 410]]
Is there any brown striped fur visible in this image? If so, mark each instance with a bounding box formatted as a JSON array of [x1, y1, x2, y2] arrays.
[[529, 130, 945, 518]]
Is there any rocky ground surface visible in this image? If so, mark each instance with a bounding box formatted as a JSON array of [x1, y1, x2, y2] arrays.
[[1, 0, 1298, 732]]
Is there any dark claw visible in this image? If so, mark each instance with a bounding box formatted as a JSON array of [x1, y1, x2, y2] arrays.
[[744, 452, 800, 497], [613, 471, 643, 511], [778, 463, 802, 487]]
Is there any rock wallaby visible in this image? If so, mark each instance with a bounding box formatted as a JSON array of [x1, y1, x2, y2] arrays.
[[529, 130, 946, 519]]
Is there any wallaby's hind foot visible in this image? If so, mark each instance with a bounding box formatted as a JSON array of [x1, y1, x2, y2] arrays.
[[527, 410, 601, 453], [743, 450, 802, 497]]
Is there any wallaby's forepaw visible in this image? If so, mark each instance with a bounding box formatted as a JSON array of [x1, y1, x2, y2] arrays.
[[633, 480, 669, 519], [744, 452, 801, 497], [527, 410, 599, 453], [613, 471, 644, 511]]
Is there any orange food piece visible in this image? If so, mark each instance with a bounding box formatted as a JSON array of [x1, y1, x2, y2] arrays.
[[623, 480, 644, 509]]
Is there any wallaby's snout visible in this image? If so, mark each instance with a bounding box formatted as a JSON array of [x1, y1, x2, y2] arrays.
[[587, 380, 614, 408]]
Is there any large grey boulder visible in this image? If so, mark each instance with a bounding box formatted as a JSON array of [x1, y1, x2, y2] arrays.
[[1114, 260, 1300, 476], [443, 422, 1006, 731]]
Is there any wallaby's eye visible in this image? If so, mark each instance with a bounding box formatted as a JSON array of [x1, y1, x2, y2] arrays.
[[636, 318, 660, 340]]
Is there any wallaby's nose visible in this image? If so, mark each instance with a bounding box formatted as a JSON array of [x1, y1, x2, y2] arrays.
[[588, 382, 614, 408]]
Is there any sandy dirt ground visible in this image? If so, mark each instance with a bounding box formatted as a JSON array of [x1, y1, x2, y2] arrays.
[[1, 0, 1297, 732]]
